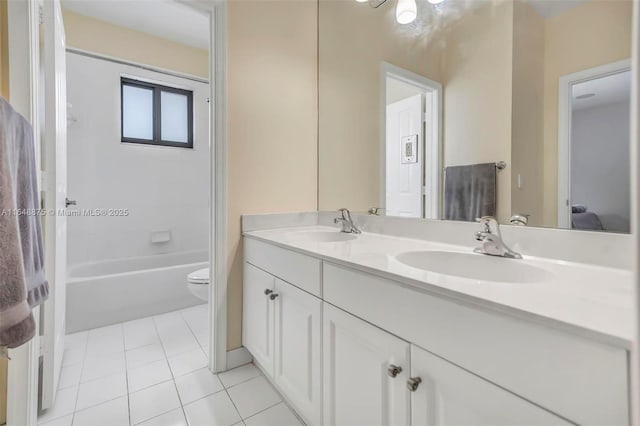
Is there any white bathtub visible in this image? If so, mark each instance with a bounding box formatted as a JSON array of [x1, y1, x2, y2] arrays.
[[66, 251, 208, 333]]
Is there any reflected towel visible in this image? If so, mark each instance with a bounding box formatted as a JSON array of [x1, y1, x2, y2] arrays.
[[0, 98, 48, 349], [444, 163, 497, 222]]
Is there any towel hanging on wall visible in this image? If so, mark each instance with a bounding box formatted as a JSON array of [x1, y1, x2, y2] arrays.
[[444, 162, 497, 222], [0, 97, 49, 350]]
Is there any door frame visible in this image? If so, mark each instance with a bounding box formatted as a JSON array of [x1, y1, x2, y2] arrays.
[[5, 1, 42, 425], [170, 0, 228, 373], [380, 62, 442, 219], [556, 58, 631, 229]]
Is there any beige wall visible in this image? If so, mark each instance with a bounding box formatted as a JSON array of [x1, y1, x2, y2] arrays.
[[1, 0, 7, 420], [227, 0, 318, 349], [542, 0, 632, 227], [511, 0, 544, 226], [440, 0, 514, 223], [318, 0, 441, 212], [61, 9, 208, 78]]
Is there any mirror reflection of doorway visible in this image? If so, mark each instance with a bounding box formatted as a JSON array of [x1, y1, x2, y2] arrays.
[[558, 60, 631, 232], [383, 63, 442, 219]]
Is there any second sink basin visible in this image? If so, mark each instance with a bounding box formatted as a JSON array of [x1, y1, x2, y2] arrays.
[[285, 230, 358, 243], [395, 250, 552, 284]]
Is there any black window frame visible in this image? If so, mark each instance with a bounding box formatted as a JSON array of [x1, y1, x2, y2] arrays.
[[120, 77, 194, 149]]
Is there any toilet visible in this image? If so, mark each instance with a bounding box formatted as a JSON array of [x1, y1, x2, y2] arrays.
[[187, 268, 210, 301]]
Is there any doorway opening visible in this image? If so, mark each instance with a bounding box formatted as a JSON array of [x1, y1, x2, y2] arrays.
[[557, 59, 631, 232], [381, 62, 442, 219]]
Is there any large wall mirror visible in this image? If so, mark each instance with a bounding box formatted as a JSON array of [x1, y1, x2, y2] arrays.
[[318, 0, 633, 233]]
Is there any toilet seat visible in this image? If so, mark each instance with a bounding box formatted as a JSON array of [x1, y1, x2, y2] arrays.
[[188, 268, 209, 285]]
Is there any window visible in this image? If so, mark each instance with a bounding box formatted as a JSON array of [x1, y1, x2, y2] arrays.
[[121, 77, 194, 148]]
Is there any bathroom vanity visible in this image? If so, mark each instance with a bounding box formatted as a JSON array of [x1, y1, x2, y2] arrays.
[[242, 217, 632, 426]]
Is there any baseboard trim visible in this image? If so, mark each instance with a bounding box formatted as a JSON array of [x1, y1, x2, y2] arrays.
[[226, 346, 253, 370]]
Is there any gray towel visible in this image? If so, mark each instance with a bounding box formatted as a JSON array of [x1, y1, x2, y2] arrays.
[[0, 98, 48, 349], [572, 212, 604, 231], [444, 163, 497, 222]]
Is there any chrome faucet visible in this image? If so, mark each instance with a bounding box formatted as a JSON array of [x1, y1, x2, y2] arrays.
[[474, 216, 522, 259], [334, 208, 361, 234]]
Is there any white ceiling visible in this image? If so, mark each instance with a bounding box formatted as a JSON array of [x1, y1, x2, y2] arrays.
[[61, 0, 209, 50], [572, 70, 631, 110], [525, 0, 591, 18]]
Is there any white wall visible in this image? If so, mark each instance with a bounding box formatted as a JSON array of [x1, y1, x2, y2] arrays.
[[571, 101, 630, 233], [66, 52, 210, 265]]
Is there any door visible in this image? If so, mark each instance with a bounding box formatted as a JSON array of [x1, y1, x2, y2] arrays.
[[410, 345, 570, 426], [41, 0, 68, 410], [242, 263, 275, 373], [386, 94, 424, 218], [323, 304, 410, 426], [273, 280, 322, 425]]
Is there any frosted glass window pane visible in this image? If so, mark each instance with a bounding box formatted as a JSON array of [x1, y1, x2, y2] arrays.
[[161, 91, 189, 143], [122, 85, 153, 140]]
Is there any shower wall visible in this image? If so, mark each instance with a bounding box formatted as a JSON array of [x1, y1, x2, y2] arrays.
[[66, 52, 210, 265]]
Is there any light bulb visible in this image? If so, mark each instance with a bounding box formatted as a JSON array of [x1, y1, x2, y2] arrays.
[[356, 0, 368, 3], [396, 0, 417, 24], [428, 0, 445, 4]]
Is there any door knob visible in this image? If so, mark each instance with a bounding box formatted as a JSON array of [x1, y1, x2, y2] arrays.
[[65, 197, 77, 207], [264, 289, 273, 295], [387, 364, 402, 378], [407, 377, 422, 392], [269, 293, 279, 300]]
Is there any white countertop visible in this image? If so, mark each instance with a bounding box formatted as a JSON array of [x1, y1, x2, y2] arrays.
[[244, 225, 635, 348]]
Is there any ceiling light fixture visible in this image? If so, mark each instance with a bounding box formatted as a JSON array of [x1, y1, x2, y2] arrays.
[[576, 93, 596, 100], [428, 0, 445, 3], [396, 0, 417, 24]]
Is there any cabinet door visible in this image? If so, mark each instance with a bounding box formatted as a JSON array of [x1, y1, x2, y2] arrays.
[[273, 280, 322, 425], [242, 263, 275, 374], [323, 304, 411, 426], [410, 345, 571, 426]]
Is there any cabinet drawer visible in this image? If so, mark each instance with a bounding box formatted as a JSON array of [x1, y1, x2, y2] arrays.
[[245, 238, 322, 297], [323, 263, 628, 426]]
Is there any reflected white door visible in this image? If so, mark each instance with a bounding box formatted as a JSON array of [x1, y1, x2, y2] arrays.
[[41, 0, 68, 410], [385, 94, 424, 217]]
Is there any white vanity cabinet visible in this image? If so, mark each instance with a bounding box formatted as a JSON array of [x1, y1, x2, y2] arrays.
[[242, 241, 323, 425], [242, 236, 630, 426], [409, 345, 570, 426], [323, 304, 411, 426]]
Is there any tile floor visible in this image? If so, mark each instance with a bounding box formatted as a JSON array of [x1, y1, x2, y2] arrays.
[[38, 304, 303, 426]]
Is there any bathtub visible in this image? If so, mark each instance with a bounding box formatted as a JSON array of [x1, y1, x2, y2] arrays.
[[66, 251, 208, 333]]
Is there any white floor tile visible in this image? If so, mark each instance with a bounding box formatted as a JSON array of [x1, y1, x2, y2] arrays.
[[37, 386, 78, 424], [244, 403, 302, 426], [65, 331, 88, 350], [194, 331, 209, 349], [181, 305, 208, 336], [153, 312, 185, 335], [58, 363, 82, 389], [39, 414, 73, 426], [72, 396, 130, 426], [183, 392, 241, 426], [167, 347, 208, 377], [126, 342, 166, 370], [86, 324, 124, 355], [124, 318, 161, 350], [174, 368, 224, 405], [129, 381, 182, 425], [62, 346, 85, 367], [81, 351, 126, 383], [218, 364, 261, 389], [76, 372, 127, 411], [159, 330, 200, 358], [128, 359, 173, 393], [226, 376, 281, 419], [137, 408, 187, 426]]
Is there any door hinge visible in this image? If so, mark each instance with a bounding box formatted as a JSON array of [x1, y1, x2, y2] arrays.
[[39, 5, 44, 25]]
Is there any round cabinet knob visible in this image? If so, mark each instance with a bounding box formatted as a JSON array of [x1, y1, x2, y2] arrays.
[[407, 377, 422, 392], [269, 293, 279, 300], [264, 289, 273, 295], [387, 364, 402, 378]]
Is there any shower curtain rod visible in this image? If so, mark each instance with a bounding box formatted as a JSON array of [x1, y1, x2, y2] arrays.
[[66, 48, 210, 85]]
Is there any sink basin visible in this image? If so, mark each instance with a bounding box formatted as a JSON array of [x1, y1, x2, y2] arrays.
[[395, 251, 552, 283], [285, 230, 358, 243]]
